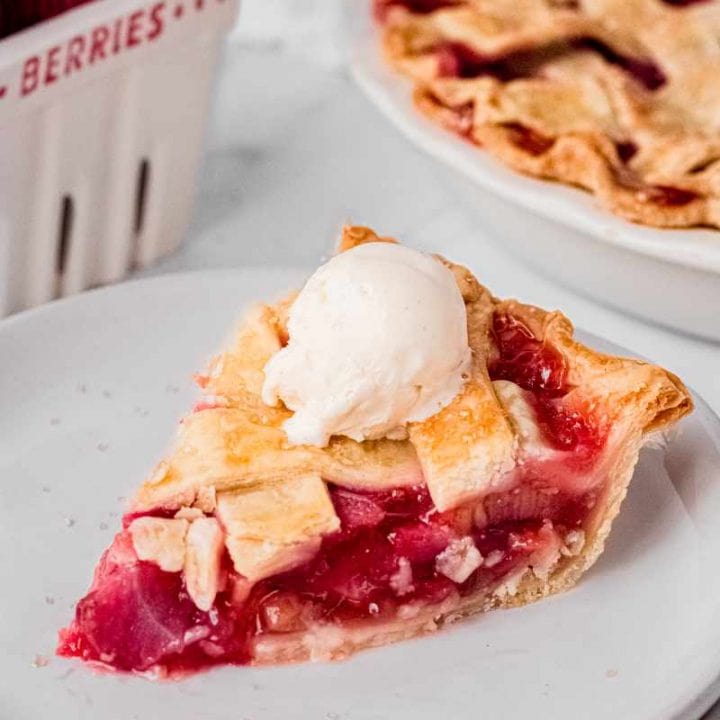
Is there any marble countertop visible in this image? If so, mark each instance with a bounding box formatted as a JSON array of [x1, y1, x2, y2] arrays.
[[140, 16, 720, 717]]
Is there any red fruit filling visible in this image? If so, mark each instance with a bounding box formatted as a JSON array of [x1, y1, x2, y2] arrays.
[[427, 37, 666, 91], [59, 313, 607, 675], [193, 401, 222, 413], [490, 312, 603, 456], [570, 38, 666, 90], [501, 123, 556, 157], [615, 140, 639, 164], [634, 184, 700, 208], [59, 560, 215, 672], [434, 42, 529, 81], [60, 485, 588, 674], [373, 0, 458, 22], [614, 165, 701, 207], [490, 312, 568, 395]]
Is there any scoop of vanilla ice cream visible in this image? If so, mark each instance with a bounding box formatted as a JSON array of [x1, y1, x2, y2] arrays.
[[261, 242, 471, 446]]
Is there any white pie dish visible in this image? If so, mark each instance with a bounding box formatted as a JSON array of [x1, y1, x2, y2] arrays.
[[344, 4, 720, 342], [2, 268, 720, 720]]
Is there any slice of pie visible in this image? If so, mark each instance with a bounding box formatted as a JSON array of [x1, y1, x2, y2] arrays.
[[375, 0, 720, 229], [58, 225, 692, 676]]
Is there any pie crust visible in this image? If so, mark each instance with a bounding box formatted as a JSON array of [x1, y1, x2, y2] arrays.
[[57, 225, 692, 674], [376, 0, 720, 229]]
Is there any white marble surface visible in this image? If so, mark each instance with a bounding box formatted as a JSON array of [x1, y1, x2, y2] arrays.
[[139, 15, 720, 717]]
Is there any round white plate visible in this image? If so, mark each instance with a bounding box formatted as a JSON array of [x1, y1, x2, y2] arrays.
[[2, 269, 720, 720], [345, 5, 720, 341]]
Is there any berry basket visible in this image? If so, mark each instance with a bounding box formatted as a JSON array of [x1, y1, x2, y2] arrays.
[[0, 0, 239, 316]]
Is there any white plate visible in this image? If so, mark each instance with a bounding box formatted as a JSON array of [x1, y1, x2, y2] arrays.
[[345, 5, 720, 341], [2, 269, 720, 720]]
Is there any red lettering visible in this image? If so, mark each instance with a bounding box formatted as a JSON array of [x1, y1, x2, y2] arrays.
[[65, 35, 86, 76], [126, 10, 144, 48], [45, 46, 61, 85], [147, 2, 166, 41], [21, 57, 40, 96], [89, 25, 109, 64], [17, 4, 173, 98], [112, 18, 123, 55]]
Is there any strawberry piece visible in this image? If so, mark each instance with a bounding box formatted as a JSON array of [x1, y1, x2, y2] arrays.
[[413, 575, 456, 604], [490, 313, 568, 396], [390, 520, 453, 564], [331, 488, 386, 532], [304, 533, 398, 603], [483, 487, 563, 526], [534, 401, 599, 452]]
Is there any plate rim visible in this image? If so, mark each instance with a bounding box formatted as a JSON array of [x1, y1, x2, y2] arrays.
[[0, 265, 309, 332], [3, 267, 720, 720]]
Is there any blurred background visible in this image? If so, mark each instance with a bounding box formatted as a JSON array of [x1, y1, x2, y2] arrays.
[[0, 0, 717, 406]]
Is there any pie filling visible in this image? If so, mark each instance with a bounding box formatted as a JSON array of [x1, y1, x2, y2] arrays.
[[433, 38, 666, 91], [376, 0, 710, 18], [58, 312, 608, 675], [373, 0, 459, 21]]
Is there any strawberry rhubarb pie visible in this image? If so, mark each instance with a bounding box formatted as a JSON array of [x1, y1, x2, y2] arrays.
[[376, 0, 720, 229], [58, 226, 692, 676]]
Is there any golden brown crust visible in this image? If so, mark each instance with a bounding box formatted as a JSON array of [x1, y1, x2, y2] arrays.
[[408, 275, 516, 510], [132, 407, 423, 511], [216, 474, 340, 583], [128, 226, 692, 664], [494, 298, 693, 433], [337, 224, 398, 251], [378, 0, 720, 229]]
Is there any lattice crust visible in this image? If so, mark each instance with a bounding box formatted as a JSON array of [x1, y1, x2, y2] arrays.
[[133, 226, 691, 586], [112, 226, 694, 664], [377, 0, 720, 228]]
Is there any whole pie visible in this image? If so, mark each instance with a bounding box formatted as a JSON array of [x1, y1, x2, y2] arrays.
[[375, 0, 720, 229], [58, 226, 692, 676]]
